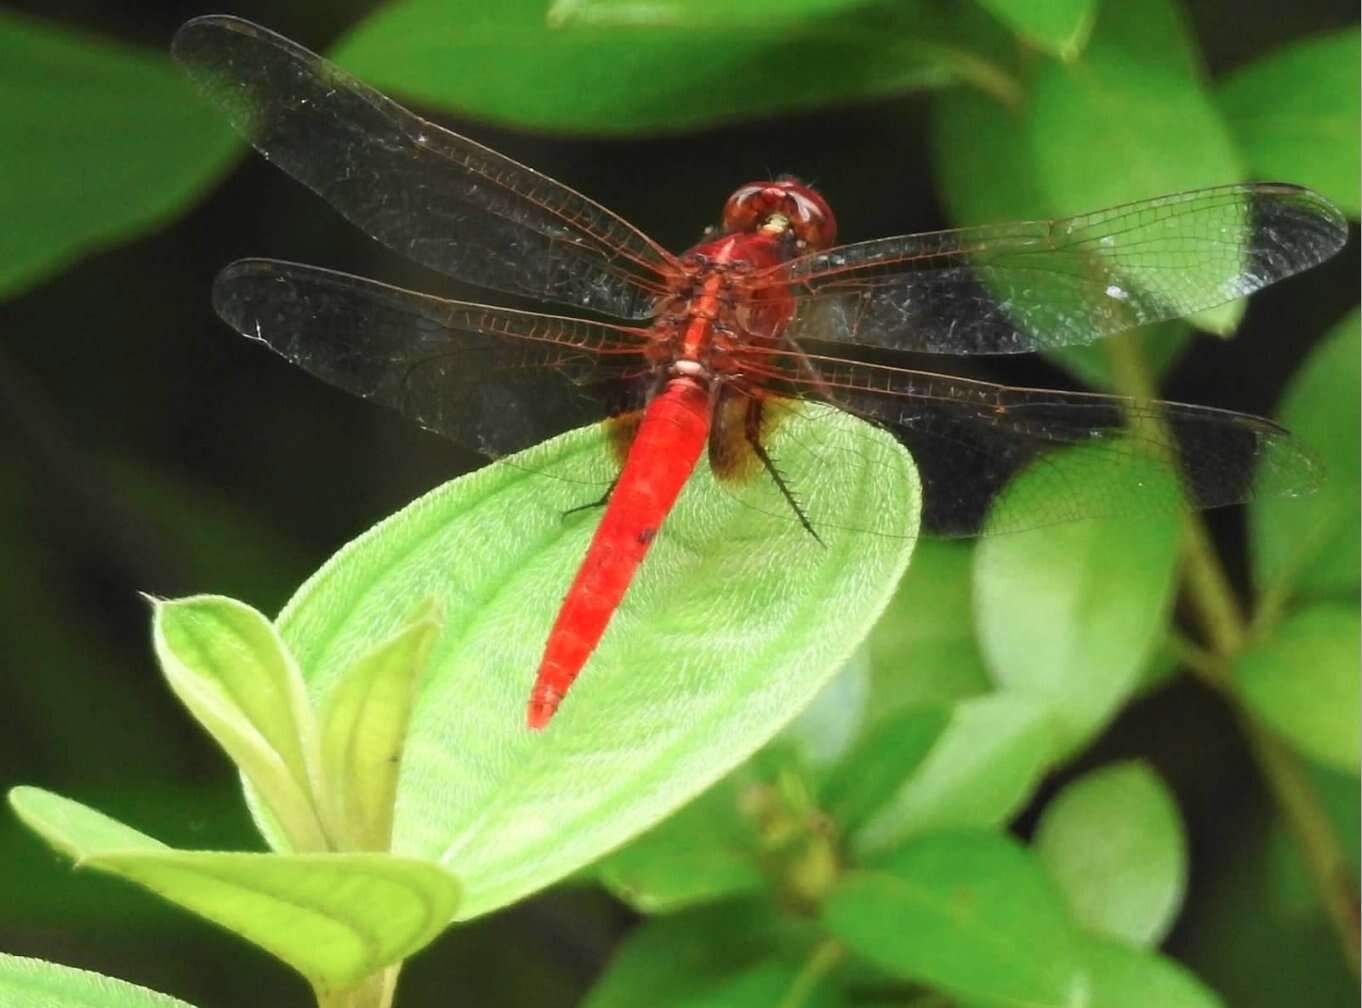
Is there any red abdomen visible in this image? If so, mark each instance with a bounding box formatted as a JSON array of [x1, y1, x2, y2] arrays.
[[527, 376, 711, 728]]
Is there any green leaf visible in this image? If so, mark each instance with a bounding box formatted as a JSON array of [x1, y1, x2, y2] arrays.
[[0, 10, 235, 299], [1025, 0, 1246, 336], [332, 0, 975, 134], [819, 706, 950, 837], [975, 0, 1095, 60], [1081, 934, 1224, 1008], [1034, 761, 1188, 946], [0, 952, 197, 1008], [596, 774, 765, 913], [1233, 604, 1361, 772], [865, 539, 991, 722], [9, 787, 460, 994], [320, 600, 441, 851], [780, 649, 870, 769], [974, 445, 1182, 753], [584, 900, 825, 1008], [547, 0, 871, 27], [1250, 309, 1360, 601], [850, 693, 1056, 857], [152, 595, 327, 852], [1218, 29, 1361, 217], [277, 418, 916, 918], [823, 831, 1086, 1007]]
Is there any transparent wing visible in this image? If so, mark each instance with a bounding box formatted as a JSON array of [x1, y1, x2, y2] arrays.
[[213, 259, 653, 458], [716, 353, 1319, 538], [174, 16, 681, 319], [755, 184, 1346, 354]]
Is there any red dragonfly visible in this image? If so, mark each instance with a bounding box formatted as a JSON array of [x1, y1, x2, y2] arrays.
[[175, 16, 1346, 729]]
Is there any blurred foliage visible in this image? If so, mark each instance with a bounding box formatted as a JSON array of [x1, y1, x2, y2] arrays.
[[0, 0, 1357, 1007]]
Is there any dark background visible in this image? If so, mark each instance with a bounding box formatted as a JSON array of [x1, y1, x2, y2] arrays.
[[0, 1, 1356, 1006]]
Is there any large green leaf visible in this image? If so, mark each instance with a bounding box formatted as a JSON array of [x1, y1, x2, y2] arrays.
[[850, 693, 1056, 857], [583, 900, 829, 1008], [1034, 761, 1188, 946], [974, 0, 1095, 61], [9, 788, 460, 995], [1250, 309, 1360, 602], [974, 445, 1182, 753], [332, 0, 984, 134], [1080, 934, 1224, 1008], [1218, 29, 1361, 217], [1233, 604, 1361, 772], [823, 831, 1086, 1007], [0, 10, 235, 299], [152, 596, 327, 852], [275, 418, 916, 918], [0, 953, 196, 1008]]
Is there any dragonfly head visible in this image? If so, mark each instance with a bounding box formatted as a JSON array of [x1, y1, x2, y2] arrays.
[[722, 178, 837, 252]]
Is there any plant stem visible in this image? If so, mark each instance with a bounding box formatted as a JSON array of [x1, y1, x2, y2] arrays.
[[1103, 331, 1359, 977], [315, 966, 402, 1008], [779, 939, 844, 1008]]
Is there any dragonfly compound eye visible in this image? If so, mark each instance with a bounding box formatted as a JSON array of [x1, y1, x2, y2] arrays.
[[721, 180, 837, 251]]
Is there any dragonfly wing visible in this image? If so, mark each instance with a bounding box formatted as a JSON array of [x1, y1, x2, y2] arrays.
[[174, 16, 680, 319], [777, 359, 1320, 536], [213, 259, 652, 458], [759, 184, 1346, 354]]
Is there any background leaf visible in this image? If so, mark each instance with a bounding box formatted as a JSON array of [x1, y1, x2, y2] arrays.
[[10, 787, 460, 994], [331, 0, 980, 134], [1034, 761, 1188, 946], [974, 0, 1095, 60], [0, 10, 235, 299], [974, 447, 1182, 753], [1218, 29, 1361, 217], [1081, 934, 1225, 1008], [276, 418, 916, 918], [850, 694, 1056, 857], [1233, 604, 1361, 772], [0, 953, 197, 1008], [1250, 309, 1360, 602], [823, 831, 1085, 1007], [583, 900, 826, 1008]]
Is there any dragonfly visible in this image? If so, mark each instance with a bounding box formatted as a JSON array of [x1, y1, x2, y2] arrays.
[[174, 16, 1347, 729]]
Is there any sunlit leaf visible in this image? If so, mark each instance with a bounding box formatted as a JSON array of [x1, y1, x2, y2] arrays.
[[333, 0, 978, 134], [1251, 309, 1360, 601], [274, 418, 916, 918], [823, 831, 1086, 1006], [1233, 604, 1360, 772], [1026, 0, 1246, 336], [850, 693, 1056, 857], [583, 900, 826, 1008], [152, 596, 327, 852], [1081, 934, 1224, 1008], [0, 953, 197, 1008], [974, 445, 1181, 753], [1035, 761, 1188, 946], [1218, 29, 1360, 217], [975, 0, 1095, 61], [9, 788, 460, 994], [865, 539, 991, 722], [320, 600, 440, 851], [0, 10, 235, 299]]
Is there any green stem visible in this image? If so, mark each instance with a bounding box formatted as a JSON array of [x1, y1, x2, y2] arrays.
[[778, 940, 844, 1008], [1103, 332, 1359, 977], [315, 966, 402, 1008]]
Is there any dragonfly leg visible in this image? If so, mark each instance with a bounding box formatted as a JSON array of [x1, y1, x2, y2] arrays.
[[745, 427, 823, 546], [562, 476, 618, 518]]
